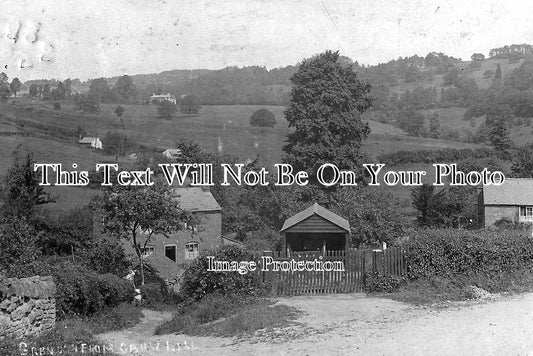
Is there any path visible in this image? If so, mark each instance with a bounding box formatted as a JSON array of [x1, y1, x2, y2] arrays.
[[97, 293, 533, 355]]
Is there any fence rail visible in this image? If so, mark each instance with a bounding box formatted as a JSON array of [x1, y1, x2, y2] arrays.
[[263, 247, 406, 296]]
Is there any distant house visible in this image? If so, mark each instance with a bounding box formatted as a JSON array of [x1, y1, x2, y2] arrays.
[[478, 178, 533, 227], [123, 187, 222, 286], [78, 136, 102, 150], [280, 203, 350, 256], [162, 148, 182, 159], [149, 93, 177, 105]]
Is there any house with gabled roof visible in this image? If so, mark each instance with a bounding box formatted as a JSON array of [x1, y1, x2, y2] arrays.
[[123, 187, 222, 285], [280, 203, 350, 256], [79, 136, 102, 150], [478, 178, 533, 227]]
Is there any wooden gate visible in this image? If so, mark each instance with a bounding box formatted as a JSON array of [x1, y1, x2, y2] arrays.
[[263, 248, 406, 296]]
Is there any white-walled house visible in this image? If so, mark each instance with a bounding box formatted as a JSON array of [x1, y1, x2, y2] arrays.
[[78, 137, 103, 150]]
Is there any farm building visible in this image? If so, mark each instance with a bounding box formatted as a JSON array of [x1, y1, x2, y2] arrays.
[[478, 178, 533, 227], [149, 93, 177, 105], [78, 136, 102, 150], [280, 203, 350, 256], [162, 148, 182, 159]]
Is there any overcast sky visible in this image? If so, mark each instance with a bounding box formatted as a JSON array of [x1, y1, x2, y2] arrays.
[[2, 0, 533, 81]]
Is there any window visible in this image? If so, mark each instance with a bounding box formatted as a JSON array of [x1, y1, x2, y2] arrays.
[[520, 206, 533, 217], [164, 245, 177, 263], [185, 242, 199, 259], [141, 246, 154, 258]]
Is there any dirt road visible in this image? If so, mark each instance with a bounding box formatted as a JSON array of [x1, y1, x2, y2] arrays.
[[97, 293, 533, 356]]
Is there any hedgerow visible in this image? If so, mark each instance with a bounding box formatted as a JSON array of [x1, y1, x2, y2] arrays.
[[377, 147, 494, 166], [402, 229, 533, 292]]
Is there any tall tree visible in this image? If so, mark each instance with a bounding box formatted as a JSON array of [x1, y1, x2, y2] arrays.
[[486, 105, 512, 152], [511, 144, 533, 178], [179, 94, 201, 116], [9, 78, 21, 98], [411, 184, 448, 227], [95, 186, 189, 285], [0, 72, 10, 102], [2, 154, 53, 218], [282, 51, 373, 184], [115, 75, 136, 103]]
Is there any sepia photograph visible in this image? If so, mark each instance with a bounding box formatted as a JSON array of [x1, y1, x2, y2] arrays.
[[1, 0, 533, 355]]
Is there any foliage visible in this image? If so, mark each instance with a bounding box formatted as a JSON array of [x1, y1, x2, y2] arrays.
[[114, 75, 136, 103], [94, 185, 188, 284], [402, 229, 533, 284], [157, 100, 178, 119], [0, 218, 41, 276], [53, 102, 61, 110], [179, 94, 201, 115], [102, 131, 134, 161], [179, 244, 264, 302], [377, 147, 494, 165], [510, 144, 533, 178], [1, 153, 53, 218], [397, 110, 426, 136], [0, 72, 11, 102], [249, 108, 276, 127], [114, 105, 124, 117], [364, 272, 406, 293], [283, 50, 372, 184], [411, 184, 448, 227], [9, 77, 21, 97], [74, 93, 100, 112], [486, 105, 512, 151], [331, 186, 409, 247]]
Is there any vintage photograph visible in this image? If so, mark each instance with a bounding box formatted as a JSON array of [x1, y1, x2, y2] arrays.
[[1, 0, 533, 355]]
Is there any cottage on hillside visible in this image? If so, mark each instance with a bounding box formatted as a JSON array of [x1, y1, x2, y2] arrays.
[[280, 203, 350, 256], [78, 137, 103, 150], [478, 178, 533, 227], [162, 148, 182, 159], [123, 187, 222, 286]]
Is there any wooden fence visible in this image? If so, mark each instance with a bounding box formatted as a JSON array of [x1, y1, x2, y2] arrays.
[[263, 248, 406, 296]]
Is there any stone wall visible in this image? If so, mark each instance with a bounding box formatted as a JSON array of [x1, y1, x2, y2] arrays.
[[0, 275, 56, 340]]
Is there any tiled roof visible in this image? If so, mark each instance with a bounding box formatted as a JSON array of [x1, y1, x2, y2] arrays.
[[171, 187, 221, 212], [135, 254, 184, 281], [280, 203, 350, 232], [483, 178, 533, 205]]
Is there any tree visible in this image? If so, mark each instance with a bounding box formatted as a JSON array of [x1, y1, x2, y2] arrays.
[[0, 218, 41, 277], [115, 75, 136, 103], [1, 154, 53, 219], [9, 78, 21, 97], [250, 108, 276, 127], [29, 83, 38, 97], [283, 51, 373, 183], [157, 100, 178, 119], [0, 72, 10, 102], [95, 186, 189, 285], [411, 184, 448, 227], [494, 63, 502, 79], [42, 83, 51, 100], [471, 53, 485, 61], [332, 187, 408, 247], [88, 77, 110, 106], [102, 131, 133, 161], [510, 144, 533, 178], [115, 105, 124, 117], [486, 105, 512, 151], [429, 112, 441, 138], [179, 95, 200, 116]]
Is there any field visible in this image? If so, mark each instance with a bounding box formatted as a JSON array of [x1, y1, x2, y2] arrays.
[[0, 100, 490, 214]]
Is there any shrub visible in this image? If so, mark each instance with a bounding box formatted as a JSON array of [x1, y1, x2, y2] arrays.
[[38, 261, 134, 317], [364, 272, 406, 293], [179, 245, 265, 302], [402, 229, 533, 284], [53, 102, 61, 110], [250, 109, 276, 127]]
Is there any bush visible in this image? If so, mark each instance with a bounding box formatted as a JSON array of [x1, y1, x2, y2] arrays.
[[53, 102, 61, 110], [364, 272, 406, 293], [402, 229, 533, 284], [250, 109, 276, 127], [179, 245, 265, 302], [34, 261, 134, 317]]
